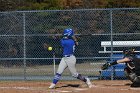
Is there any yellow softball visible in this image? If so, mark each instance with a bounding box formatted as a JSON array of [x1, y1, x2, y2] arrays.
[[48, 47, 53, 51]]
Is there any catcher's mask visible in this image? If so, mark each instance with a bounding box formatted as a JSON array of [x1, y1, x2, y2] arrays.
[[123, 48, 135, 56]]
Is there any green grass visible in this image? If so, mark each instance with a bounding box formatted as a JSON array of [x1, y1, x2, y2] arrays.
[[0, 61, 105, 76]]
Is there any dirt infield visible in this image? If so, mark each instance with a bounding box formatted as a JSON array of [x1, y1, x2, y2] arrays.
[[0, 80, 139, 93]]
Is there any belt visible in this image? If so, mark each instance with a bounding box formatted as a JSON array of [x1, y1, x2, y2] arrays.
[[63, 54, 73, 57]]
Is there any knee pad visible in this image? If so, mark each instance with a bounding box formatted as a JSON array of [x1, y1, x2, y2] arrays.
[[133, 76, 140, 83], [128, 73, 136, 82]]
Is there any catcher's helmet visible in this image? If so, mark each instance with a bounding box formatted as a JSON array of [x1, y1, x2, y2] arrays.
[[123, 48, 135, 56], [63, 28, 74, 37]]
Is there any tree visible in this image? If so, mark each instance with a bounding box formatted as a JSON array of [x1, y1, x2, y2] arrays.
[[107, 0, 140, 8], [0, 0, 140, 11], [0, 0, 18, 11]]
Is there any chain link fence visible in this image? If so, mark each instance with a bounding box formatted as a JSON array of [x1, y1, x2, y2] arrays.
[[0, 8, 140, 80]]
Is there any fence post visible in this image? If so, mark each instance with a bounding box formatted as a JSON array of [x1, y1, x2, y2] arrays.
[[23, 12, 27, 80], [110, 9, 114, 80], [53, 52, 56, 75]]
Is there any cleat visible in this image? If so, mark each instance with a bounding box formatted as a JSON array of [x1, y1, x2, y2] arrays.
[[49, 83, 56, 89], [86, 78, 93, 88], [131, 82, 140, 87]]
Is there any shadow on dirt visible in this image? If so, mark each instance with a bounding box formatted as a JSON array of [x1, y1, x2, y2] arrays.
[[103, 83, 131, 86], [56, 84, 80, 88], [125, 83, 132, 86]]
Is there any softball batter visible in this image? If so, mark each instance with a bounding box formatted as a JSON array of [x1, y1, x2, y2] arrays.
[[49, 28, 93, 89]]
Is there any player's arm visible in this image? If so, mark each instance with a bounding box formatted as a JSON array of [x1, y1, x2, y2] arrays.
[[72, 35, 78, 46], [117, 57, 131, 63], [101, 57, 131, 70]]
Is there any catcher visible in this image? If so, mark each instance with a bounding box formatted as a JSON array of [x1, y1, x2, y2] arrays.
[[101, 48, 140, 87]]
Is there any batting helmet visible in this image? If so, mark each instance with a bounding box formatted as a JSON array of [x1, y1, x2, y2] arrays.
[[63, 28, 74, 37]]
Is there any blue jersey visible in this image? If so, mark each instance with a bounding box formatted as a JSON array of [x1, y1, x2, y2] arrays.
[[61, 38, 75, 56]]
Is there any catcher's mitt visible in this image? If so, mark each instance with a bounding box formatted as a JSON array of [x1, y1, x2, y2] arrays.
[[101, 63, 111, 70]]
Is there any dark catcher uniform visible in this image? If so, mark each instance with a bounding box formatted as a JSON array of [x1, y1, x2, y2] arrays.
[[124, 54, 140, 87], [101, 49, 140, 87]]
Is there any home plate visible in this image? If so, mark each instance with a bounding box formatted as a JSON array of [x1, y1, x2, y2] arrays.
[[120, 88, 129, 90], [130, 88, 140, 90], [60, 90, 72, 92], [75, 88, 88, 91]]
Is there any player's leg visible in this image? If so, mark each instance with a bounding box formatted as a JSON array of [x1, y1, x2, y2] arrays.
[[124, 68, 136, 82], [64, 55, 93, 88], [49, 58, 67, 89], [64, 56, 78, 77], [131, 76, 140, 87]]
